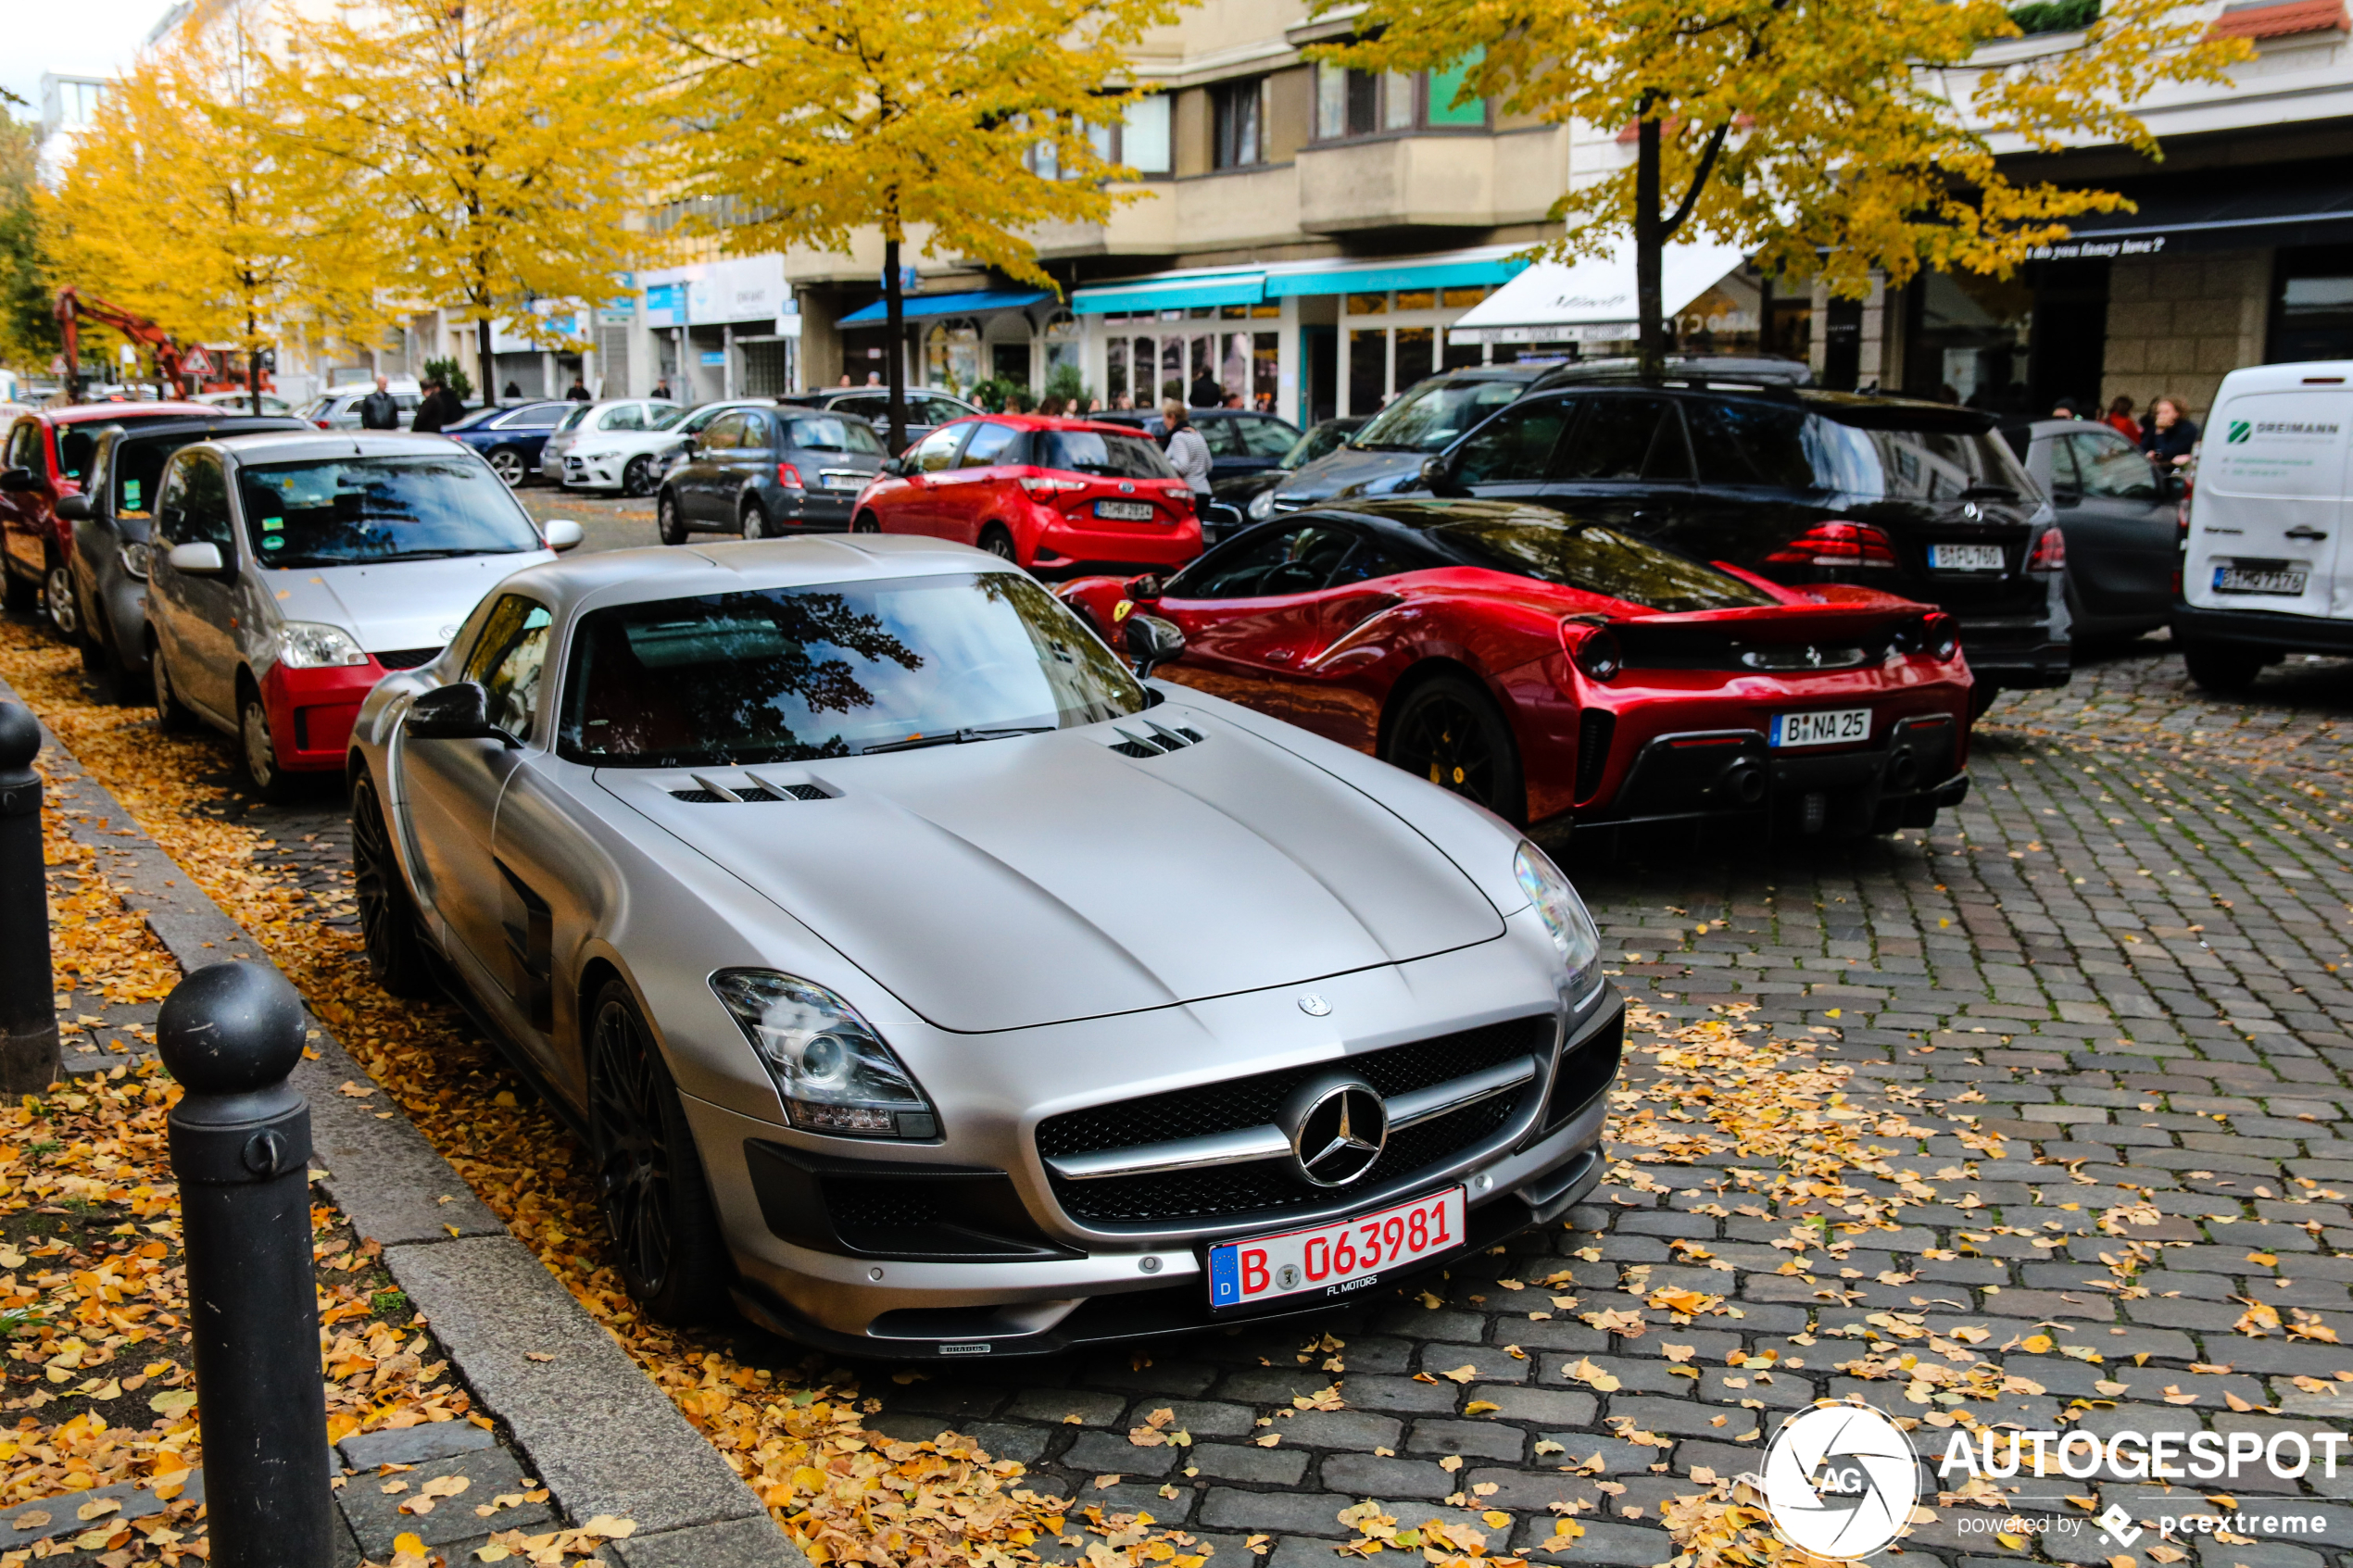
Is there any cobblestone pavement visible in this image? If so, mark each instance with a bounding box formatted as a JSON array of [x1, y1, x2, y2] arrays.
[[21, 613, 2353, 1568]]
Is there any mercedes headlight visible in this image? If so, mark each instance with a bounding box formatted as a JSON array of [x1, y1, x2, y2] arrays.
[[1514, 841, 1600, 983], [1247, 488, 1276, 521], [277, 621, 370, 669], [710, 970, 938, 1138]]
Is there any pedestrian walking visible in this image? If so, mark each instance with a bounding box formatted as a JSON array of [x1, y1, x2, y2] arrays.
[[410, 379, 453, 434], [2102, 395, 2139, 439], [358, 374, 400, 431], [1188, 367, 1221, 408], [653, 378, 673, 401], [503, 381, 522, 400], [567, 376, 590, 402], [1163, 401, 1212, 503], [2141, 394, 2198, 470]]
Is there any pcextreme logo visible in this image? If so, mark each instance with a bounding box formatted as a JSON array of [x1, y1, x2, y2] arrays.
[[1760, 1403, 1919, 1559]]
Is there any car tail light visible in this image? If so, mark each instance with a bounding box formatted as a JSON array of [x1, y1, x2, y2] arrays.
[[1892, 611, 1960, 660], [1018, 475, 1086, 496], [777, 462, 805, 489], [1763, 521, 1895, 569], [1559, 619, 1622, 682], [2027, 528, 2066, 571]]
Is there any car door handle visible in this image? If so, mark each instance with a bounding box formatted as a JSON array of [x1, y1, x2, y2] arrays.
[[1265, 649, 1296, 664], [2286, 526, 2329, 542]]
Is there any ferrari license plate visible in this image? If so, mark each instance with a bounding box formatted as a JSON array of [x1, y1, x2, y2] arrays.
[[1095, 499, 1157, 521], [2214, 561, 2309, 596], [1771, 708, 1870, 748], [1929, 543, 2004, 572], [1207, 1187, 1466, 1312]]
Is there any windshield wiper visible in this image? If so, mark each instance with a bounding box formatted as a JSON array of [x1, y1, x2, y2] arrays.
[[861, 725, 1053, 755]]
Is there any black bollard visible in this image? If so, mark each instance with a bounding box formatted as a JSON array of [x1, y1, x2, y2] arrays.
[[157, 961, 333, 1568], [0, 703, 58, 1095]]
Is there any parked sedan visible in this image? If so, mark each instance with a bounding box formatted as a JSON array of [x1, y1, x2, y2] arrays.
[[1092, 408, 1302, 487], [656, 408, 887, 542], [301, 382, 423, 430], [1220, 416, 1367, 523], [1059, 499, 1971, 834], [780, 387, 980, 453], [144, 431, 581, 800], [60, 414, 311, 696], [345, 534, 1619, 1352], [540, 398, 682, 490], [445, 401, 575, 486], [1997, 418, 2178, 643], [854, 415, 1202, 575]]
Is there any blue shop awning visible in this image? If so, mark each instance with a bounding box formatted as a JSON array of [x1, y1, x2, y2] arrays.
[[1072, 273, 1266, 314], [1263, 255, 1529, 297], [837, 289, 1051, 326]]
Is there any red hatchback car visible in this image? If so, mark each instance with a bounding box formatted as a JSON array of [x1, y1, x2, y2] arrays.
[[1, 402, 228, 629], [852, 414, 1202, 575], [1058, 497, 1973, 835]]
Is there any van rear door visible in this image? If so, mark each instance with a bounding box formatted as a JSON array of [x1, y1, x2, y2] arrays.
[[2184, 387, 2353, 620]]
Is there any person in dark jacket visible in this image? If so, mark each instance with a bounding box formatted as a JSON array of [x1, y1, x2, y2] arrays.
[[567, 377, 590, 401], [2140, 394, 2198, 470], [358, 374, 401, 431], [1188, 368, 1222, 408], [410, 380, 460, 434]]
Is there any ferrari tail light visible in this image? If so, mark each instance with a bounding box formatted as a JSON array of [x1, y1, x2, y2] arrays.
[[2027, 528, 2066, 571], [1560, 619, 1622, 682], [1763, 521, 1895, 569], [1892, 611, 1961, 661], [777, 462, 805, 489]]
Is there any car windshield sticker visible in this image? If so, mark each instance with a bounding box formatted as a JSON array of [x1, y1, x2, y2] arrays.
[[262, 516, 283, 531], [123, 480, 141, 507], [262, 535, 283, 550]]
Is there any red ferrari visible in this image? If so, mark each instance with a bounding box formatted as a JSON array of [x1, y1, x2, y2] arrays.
[[853, 413, 1203, 575], [1056, 498, 1973, 834]]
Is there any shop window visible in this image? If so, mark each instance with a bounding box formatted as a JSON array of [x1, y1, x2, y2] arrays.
[[924, 318, 982, 394], [1349, 292, 1389, 315], [1213, 79, 1266, 169], [1394, 327, 1435, 389], [1349, 328, 1388, 415], [1397, 290, 1437, 311], [2271, 245, 2353, 363], [1903, 271, 2032, 411], [1043, 311, 1083, 384]]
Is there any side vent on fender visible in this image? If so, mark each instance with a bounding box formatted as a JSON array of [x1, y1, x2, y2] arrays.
[[1575, 709, 1616, 800], [1106, 721, 1207, 759]]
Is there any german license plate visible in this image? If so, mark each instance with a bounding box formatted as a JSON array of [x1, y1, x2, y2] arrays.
[[1929, 543, 2004, 572], [1208, 1187, 1466, 1312], [2214, 561, 2309, 596], [1771, 708, 1870, 747], [821, 471, 866, 492], [1095, 499, 1157, 521]]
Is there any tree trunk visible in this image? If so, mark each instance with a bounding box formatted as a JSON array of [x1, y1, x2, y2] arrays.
[[477, 317, 495, 412], [1635, 111, 1665, 383], [884, 235, 908, 456], [247, 310, 261, 417]]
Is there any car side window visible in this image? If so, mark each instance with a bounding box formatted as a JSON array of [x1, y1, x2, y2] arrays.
[[505, 407, 563, 430], [1238, 419, 1298, 458], [1554, 395, 1673, 483], [2046, 435, 2082, 490], [464, 594, 556, 741], [4, 421, 36, 473], [157, 454, 233, 549], [57, 429, 98, 484], [1452, 398, 1574, 485], [2068, 431, 2158, 501], [600, 405, 645, 433], [923, 398, 973, 425], [699, 413, 745, 452], [1197, 420, 1245, 458], [1327, 534, 1426, 586], [835, 395, 886, 421], [907, 424, 967, 473], [1177, 522, 1357, 600], [733, 414, 775, 453], [957, 421, 1024, 468]]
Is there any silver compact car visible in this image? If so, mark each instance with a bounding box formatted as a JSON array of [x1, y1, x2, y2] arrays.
[[345, 535, 1620, 1359]]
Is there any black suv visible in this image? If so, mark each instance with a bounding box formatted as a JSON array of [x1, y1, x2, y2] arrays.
[[1410, 380, 2065, 703]]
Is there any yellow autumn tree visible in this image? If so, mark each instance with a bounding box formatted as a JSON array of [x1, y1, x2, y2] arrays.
[[259, 0, 647, 384], [43, 8, 382, 402], [1317, 0, 2250, 373], [634, 0, 1178, 446]]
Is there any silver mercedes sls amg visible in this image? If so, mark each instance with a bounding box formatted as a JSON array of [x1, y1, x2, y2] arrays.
[[346, 536, 1621, 1359]]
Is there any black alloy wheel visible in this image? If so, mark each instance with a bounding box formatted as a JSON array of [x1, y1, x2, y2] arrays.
[[2181, 637, 2267, 695], [238, 684, 303, 804], [657, 491, 688, 546], [1381, 673, 1527, 824], [351, 771, 434, 997], [44, 561, 79, 638], [587, 980, 728, 1324], [150, 640, 195, 733], [623, 456, 656, 498], [979, 525, 1017, 562], [851, 513, 880, 534]]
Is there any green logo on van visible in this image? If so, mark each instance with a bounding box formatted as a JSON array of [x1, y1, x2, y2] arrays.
[[2227, 420, 2252, 444]]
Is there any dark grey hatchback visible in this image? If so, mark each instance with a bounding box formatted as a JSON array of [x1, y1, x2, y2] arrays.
[[656, 406, 889, 544]]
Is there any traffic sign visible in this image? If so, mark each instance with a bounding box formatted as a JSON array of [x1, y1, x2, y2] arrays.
[[182, 345, 215, 378]]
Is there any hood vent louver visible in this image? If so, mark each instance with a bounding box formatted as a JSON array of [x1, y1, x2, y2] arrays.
[[1106, 720, 1206, 759], [669, 773, 833, 803]]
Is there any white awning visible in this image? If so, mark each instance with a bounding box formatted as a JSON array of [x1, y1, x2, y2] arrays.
[[1446, 241, 1751, 344]]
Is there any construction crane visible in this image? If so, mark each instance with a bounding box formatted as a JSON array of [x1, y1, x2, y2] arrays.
[[53, 288, 269, 406]]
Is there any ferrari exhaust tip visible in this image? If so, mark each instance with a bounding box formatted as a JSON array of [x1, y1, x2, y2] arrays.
[[1721, 759, 1767, 806]]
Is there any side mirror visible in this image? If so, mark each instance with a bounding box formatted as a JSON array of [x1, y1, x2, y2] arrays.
[[2050, 483, 2082, 508], [543, 520, 585, 552], [1125, 613, 1186, 679], [1418, 455, 1465, 496], [405, 681, 517, 746], [0, 468, 35, 493], [55, 495, 93, 523], [1123, 573, 1164, 601], [166, 541, 226, 574], [878, 456, 906, 478]]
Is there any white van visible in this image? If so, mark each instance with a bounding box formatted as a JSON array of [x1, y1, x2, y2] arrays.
[[2173, 360, 2353, 692]]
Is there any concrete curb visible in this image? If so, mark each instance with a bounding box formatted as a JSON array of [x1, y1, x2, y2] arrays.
[[1, 673, 800, 1564]]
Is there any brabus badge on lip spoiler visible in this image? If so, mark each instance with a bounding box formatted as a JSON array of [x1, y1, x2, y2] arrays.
[[1298, 994, 1331, 1016]]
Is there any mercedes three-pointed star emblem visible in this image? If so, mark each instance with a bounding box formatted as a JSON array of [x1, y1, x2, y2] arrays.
[[1282, 1077, 1390, 1187]]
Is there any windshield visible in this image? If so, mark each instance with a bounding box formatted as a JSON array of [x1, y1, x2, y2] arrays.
[[646, 407, 687, 432], [556, 406, 593, 433], [559, 571, 1146, 767], [1285, 421, 1356, 470], [1035, 430, 1176, 479], [1434, 517, 1777, 613], [1353, 380, 1528, 453], [233, 455, 544, 568], [784, 417, 885, 455]]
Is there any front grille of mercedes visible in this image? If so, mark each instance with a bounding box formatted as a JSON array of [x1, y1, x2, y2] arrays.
[[1038, 1014, 1554, 1228]]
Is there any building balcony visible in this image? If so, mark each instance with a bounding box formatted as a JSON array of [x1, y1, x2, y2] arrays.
[[1297, 130, 1566, 235]]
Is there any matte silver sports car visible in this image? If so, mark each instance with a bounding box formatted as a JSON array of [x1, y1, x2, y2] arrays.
[[346, 535, 1621, 1359]]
